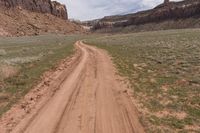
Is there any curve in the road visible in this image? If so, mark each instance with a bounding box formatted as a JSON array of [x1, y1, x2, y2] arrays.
[[11, 41, 144, 133]]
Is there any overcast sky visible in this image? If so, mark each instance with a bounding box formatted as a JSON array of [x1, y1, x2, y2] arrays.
[[58, 0, 182, 21]]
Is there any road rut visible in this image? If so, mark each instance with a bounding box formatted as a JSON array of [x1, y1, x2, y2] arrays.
[[7, 41, 144, 133]]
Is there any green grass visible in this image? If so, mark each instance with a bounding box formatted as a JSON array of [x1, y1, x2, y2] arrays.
[[0, 34, 86, 115], [85, 29, 200, 132], [0, 30, 199, 132]]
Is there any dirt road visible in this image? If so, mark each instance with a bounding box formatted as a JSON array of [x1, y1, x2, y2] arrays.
[[2, 41, 144, 133]]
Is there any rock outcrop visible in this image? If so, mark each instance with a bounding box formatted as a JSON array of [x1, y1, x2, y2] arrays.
[[0, 0, 84, 37], [51, 1, 68, 20], [91, 0, 200, 32], [0, 0, 68, 20], [125, 0, 200, 26], [164, 0, 169, 4]]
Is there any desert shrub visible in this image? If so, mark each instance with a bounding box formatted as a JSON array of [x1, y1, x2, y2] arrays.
[[0, 49, 6, 56]]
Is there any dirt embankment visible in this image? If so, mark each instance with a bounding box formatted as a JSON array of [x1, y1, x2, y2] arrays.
[[0, 41, 144, 133], [0, 0, 84, 37], [0, 0, 68, 20], [0, 8, 84, 37]]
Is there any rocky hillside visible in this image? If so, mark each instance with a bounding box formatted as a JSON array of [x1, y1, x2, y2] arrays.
[[0, 0, 84, 37], [91, 0, 200, 32], [0, 0, 68, 19]]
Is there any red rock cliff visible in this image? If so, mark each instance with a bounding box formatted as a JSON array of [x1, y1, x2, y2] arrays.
[[0, 0, 68, 20]]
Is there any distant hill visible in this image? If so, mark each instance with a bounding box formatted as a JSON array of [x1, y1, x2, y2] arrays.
[[0, 0, 84, 37], [89, 0, 200, 33]]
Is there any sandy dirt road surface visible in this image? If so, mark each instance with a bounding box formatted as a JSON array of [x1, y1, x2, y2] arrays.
[[0, 41, 144, 133]]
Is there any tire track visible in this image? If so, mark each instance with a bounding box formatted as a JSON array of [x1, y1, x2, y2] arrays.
[[9, 41, 144, 133]]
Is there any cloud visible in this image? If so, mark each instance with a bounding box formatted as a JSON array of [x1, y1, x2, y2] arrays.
[[58, 0, 183, 21]]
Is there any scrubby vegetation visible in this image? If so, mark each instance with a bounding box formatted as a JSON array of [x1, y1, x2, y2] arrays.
[[0, 29, 199, 132], [0, 34, 83, 115], [86, 29, 200, 132], [0, 49, 6, 56]]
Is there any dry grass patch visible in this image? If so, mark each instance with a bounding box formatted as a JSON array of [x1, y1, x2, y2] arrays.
[[86, 29, 200, 132], [0, 34, 89, 116], [0, 65, 19, 80], [0, 49, 6, 56]]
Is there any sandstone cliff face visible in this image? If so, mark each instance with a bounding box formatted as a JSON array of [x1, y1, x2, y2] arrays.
[[126, 0, 200, 26], [92, 0, 200, 31], [0, 0, 68, 20], [0, 8, 83, 37], [51, 1, 68, 20], [0, 0, 84, 37]]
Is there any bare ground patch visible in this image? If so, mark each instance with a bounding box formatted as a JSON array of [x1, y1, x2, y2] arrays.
[[86, 29, 200, 132], [0, 65, 19, 80]]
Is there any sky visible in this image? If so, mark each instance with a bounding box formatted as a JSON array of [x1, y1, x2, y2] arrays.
[[58, 0, 183, 21]]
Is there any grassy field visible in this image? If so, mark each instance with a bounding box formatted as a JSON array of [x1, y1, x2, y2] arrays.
[[0, 30, 200, 132], [86, 29, 200, 132], [0, 34, 85, 115]]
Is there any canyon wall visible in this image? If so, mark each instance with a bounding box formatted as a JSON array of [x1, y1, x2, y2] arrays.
[[0, 0, 68, 19], [91, 0, 200, 32]]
